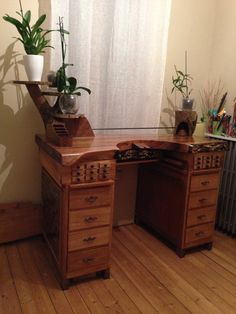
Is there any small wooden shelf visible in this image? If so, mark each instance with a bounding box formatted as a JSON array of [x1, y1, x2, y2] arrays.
[[13, 81, 94, 146], [13, 80, 49, 85], [52, 113, 84, 119], [42, 91, 61, 96]]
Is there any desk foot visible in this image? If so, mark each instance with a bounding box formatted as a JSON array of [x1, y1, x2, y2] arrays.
[[205, 242, 213, 250], [176, 248, 185, 258], [60, 278, 70, 290], [97, 268, 110, 279]]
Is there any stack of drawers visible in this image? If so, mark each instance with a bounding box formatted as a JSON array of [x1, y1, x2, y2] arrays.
[[71, 160, 115, 183], [67, 183, 114, 277], [185, 172, 220, 248]]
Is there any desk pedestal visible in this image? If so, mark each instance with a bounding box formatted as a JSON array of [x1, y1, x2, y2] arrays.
[[136, 150, 224, 257]]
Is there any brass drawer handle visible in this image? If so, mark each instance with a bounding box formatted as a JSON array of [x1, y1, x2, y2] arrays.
[[197, 215, 206, 220], [83, 257, 95, 264], [195, 231, 205, 237], [85, 196, 98, 204], [83, 236, 96, 242], [84, 216, 98, 223], [201, 180, 210, 186]]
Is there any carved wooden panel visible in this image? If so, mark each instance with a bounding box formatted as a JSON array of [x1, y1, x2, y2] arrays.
[[42, 170, 61, 260]]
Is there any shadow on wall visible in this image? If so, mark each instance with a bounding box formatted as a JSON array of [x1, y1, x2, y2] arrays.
[[0, 43, 44, 201], [160, 90, 177, 134]]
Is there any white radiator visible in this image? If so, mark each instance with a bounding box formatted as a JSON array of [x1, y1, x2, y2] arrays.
[[216, 139, 236, 235]]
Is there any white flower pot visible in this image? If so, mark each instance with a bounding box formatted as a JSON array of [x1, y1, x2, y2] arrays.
[[23, 55, 44, 81]]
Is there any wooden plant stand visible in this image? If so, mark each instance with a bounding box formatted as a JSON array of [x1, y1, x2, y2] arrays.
[[14, 81, 94, 146]]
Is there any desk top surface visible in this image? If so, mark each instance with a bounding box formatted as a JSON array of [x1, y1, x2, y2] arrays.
[[36, 133, 228, 166]]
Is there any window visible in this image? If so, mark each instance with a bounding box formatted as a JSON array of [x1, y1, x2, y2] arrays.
[[40, 0, 171, 133]]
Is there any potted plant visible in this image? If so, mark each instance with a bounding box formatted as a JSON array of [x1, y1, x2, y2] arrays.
[[55, 17, 91, 115], [3, 0, 53, 81], [171, 51, 193, 110]]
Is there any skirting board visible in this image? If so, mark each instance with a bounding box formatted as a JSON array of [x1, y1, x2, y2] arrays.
[[0, 202, 42, 244]]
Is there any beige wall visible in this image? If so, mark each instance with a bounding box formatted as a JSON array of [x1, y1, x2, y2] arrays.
[[0, 0, 44, 202], [160, 0, 217, 129], [161, 0, 236, 129], [210, 0, 236, 114], [1, 0, 236, 203]]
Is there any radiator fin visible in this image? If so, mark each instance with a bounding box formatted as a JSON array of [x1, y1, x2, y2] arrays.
[[217, 141, 236, 235]]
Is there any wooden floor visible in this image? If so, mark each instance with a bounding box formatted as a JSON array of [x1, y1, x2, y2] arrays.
[[1, 224, 236, 314]]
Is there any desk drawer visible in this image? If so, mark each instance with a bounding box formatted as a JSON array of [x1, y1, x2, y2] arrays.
[[67, 246, 109, 275], [188, 190, 218, 209], [190, 173, 220, 192], [185, 223, 214, 244], [68, 226, 110, 251], [69, 206, 111, 231], [187, 207, 216, 227], [69, 185, 112, 209]]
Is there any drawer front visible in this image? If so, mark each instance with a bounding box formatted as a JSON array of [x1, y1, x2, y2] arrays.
[[68, 226, 110, 251], [185, 223, 214, 244], [71, 160, 116, 183], [69, 185, 113, 209], [188, 190, 218, 209], [190, 173, 220, 192], [187, 207, 216, 227], [69, 206, 111, 231], [67, 246, 109, 275]]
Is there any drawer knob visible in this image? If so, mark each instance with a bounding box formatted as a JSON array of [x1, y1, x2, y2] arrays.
[[83, 236, 96, 242], [199, 198, 207, 203], [201, 181, 210, 186], [197, 215, 206, 220], [196, 231, 205, 237], [84, 216, 98, 223], [85, 196, 98, 204], [83, 257, 95, 263]]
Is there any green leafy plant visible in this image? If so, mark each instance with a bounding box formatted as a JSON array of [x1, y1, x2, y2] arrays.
[[171, 51, 193, 99], [2, 0, 52, 54], [55, 17, 91, 96]]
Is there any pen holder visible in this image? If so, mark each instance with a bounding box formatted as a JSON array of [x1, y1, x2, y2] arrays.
[[212, 121, 223, 135]]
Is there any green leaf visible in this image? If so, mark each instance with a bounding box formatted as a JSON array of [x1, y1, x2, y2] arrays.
[[67, 77, 77, 93], [23, 10, 31, 25], [76, 86, 91, 94], [32, 14, 46, 31], [3, 15, 23, 30]]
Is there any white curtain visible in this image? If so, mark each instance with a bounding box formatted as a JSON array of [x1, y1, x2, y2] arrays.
[[40, 0, 171, 133]]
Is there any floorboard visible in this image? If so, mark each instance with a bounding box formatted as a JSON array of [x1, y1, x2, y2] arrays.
[[0, 226, 235, 314]]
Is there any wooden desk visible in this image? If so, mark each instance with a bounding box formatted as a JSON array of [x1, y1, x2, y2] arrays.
[[36, 134, 227, 288]]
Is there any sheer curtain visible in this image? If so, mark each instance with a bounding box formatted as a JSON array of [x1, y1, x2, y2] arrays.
[[40, 0, 171, 133]]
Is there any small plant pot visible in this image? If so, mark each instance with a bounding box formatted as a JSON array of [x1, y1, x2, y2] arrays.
[[23, 55, 44, 81], [59, 94, 80, 114], [182, 98, 194, 110]]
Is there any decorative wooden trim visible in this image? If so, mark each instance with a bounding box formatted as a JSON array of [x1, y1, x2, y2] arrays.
[[189, 141, 229, 153], [0, 202, 41, 244]]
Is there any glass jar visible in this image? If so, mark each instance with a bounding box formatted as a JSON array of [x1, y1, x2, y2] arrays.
[[59, 94, 79, 114]]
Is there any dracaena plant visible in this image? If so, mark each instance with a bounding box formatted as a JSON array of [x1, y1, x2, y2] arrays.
[[3, 0, 52, 54], [55, 17, 91, 96], [171, 51, 193, 99]]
